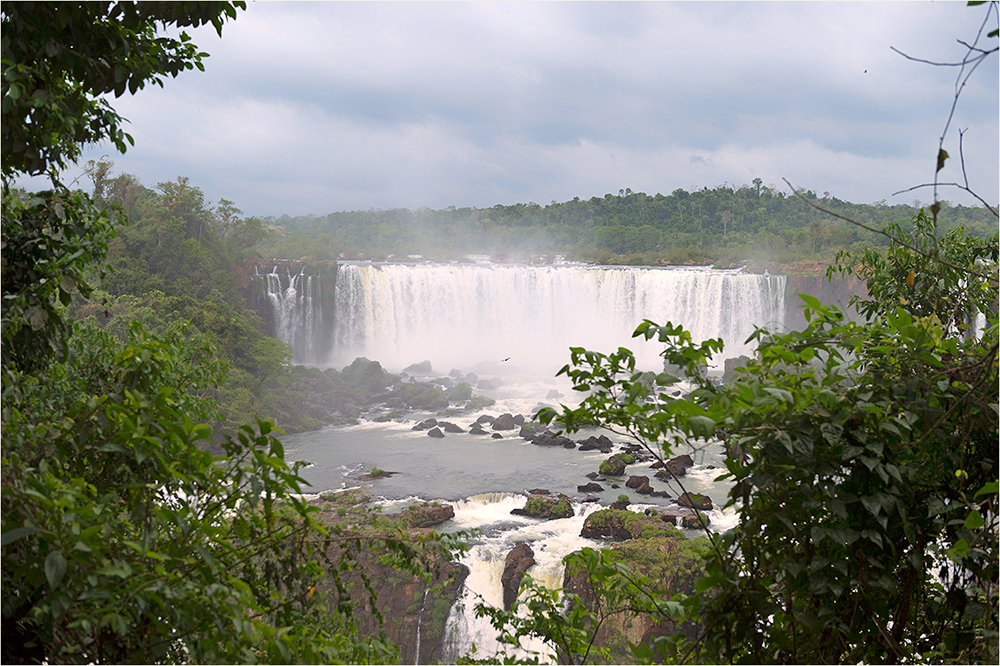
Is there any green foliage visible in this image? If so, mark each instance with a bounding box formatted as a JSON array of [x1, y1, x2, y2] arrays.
[[1, 1, 245, 178], [525, 213, 999, 664], [1, 185, 117, 372]]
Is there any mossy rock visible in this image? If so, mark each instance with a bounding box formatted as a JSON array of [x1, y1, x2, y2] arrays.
[[599, 455, 628, 476], [514, 493, 574, 520], [579, 508, 679, 541]]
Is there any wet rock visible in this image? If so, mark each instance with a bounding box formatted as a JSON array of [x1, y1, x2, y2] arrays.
[[677, 492, 712, 510], [511, 493, 574, 520], [404, 360, 433, 374], [427, 427, 445, 438], [502, 543, 536, 611], [625, 475, 649, 489], [581, 495, 601, 503], [665, 454, 694, 477], [598, 455, 627, 476], [412, 418, 438, 431], [491, 433, 503, 439], [513, 414, 525, 426], [528, 488, 550, 495], [476, 414, 495, 425], [439, 421, 465, 433], [660, 508, 710, 529], [577, 482, 604, 493], [493, 413, 517, 430], [578, 435, 614, 452], [579, 508, 677, 541], [469, 424, 488, 435]]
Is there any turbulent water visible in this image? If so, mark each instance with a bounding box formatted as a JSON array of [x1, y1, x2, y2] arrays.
[[271, 262, 779, 661], [285, 376, 738, 662]]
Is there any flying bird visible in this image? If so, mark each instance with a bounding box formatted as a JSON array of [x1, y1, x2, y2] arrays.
[[501, 357, 511, 362]]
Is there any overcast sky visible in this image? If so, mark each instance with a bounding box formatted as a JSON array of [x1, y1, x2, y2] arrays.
[[33, 1, 1000, 217]]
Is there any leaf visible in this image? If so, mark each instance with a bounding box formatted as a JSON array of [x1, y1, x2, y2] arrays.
[[1, 526, 40, 546], [964, 510, 985, 530], [936, 148, 949, 172], [687, 415, 716, 439], [45, 550, 67, 589]]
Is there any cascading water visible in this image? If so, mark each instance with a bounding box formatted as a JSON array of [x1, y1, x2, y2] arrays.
[[277, 261, 786, 662], [254, 266, 325, 364], [331, 263, 785, 373]]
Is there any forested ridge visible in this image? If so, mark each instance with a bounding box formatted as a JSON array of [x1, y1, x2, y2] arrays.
[[260, 183, 996, 268]]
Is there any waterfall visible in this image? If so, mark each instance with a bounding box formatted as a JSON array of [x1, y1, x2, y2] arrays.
[[331, 263, 785, 373], [254, 266, 325, 364]]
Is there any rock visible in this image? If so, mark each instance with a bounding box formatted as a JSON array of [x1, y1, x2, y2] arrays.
[[448, 368, 464, 378], [513, 414, 525, 426], [578, 435, 614, 452], [625, 475, 649, 489], [466, 395, 496, 410], [404, 360, 433, 374], [412, 418, 438, 431], [577, 482, 604, 493], [598, 455, 627, 476], [677, 492, 712, 510], [664, 454, 695, 477], [531, 431, 574, 447], [723, 355, 751, 384], [427, 427, 445, 438], [649, 490, 671, 498], [468, 424, 488, 435], [492, 413, 517, 430], [476, 379, 496, 390], [661, 508, 710, 529], [475, 414, 496, 425], [519, 423, 541, 438], [581, 495, 600, 503], [511, 493, 574, 520], [527, 488, 550, 495], [491, 433, 503, 439], [635, 482, 653, 495], [545, 389, 564, 399], [439, 421, 465, 433], [501, 543, 536, 610], [579, 508, 678, 541], [585, 472, 600, 480], [399, 502, 455, 528]]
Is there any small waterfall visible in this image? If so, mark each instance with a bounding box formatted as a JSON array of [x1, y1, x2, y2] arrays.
[[253, 265, 325, 364], [414, 587, 429, 665], [332, 263, 785, 373], [441, 493, 604, 663]]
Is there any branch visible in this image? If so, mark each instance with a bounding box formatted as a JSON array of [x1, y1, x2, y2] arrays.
[[782, 178, 996, 284]]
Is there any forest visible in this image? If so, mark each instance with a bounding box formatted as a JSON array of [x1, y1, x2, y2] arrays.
[[259, 183, 996, 269]]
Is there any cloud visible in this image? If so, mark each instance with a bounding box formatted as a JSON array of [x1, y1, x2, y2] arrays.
[[23, 1, 997, 215]]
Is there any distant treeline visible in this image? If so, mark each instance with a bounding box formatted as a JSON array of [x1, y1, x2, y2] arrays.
[[258, 182, 997, 267]]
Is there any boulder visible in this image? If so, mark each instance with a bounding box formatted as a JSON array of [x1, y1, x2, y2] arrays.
[[468, 424, 488, 435], [598, 455, 628, 476], [531, 431, 574, 448], [399, 503, 455, 528], [625, 475, 649, 489], [577, 482, 604, 493], [581, 495, 601, 503], [427, 427, 445, 439], [677, 492, 712, 510], [518, 423, 542, 438], [578, 434, 614, 452], [439, 421, 465, 433], [449, 382, 473, 401], [501, 543, 536, 610], [513, 414, 525, 426], [664, 454, 695, 477], [527, 488, 550, 495], [661, 508, 710, 529], [475, 414, 496, 425], [491, 433, 503, 439], [492, 413, 518, 430], [511, 493, 574, 520], [412, 418, 438, 431], [403, 360, 433, 374], [579, 508, 677, 541]]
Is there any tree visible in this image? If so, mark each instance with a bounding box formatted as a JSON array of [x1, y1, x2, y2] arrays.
[[1, 1, 244, 180], [2, 4, 460, 663]]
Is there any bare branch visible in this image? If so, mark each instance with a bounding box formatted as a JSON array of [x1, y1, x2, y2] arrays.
[[782, 178, 996, 283], [890, 182, 998, 217]]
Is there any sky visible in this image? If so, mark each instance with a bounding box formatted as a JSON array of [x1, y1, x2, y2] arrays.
[[26, 1, 1000, 218]]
